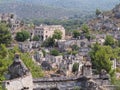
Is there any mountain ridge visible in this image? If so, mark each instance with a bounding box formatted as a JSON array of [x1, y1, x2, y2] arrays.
[[0, 0, 119, 19]]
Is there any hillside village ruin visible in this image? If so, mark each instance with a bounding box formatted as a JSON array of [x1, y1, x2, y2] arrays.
[[1, 3, 120, 90], [3, 53, 115, 90]]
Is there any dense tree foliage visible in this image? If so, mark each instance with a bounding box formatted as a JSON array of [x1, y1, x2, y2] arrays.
[[104, 35, 115, 46], [89, 43, 114, 73], [81, 24, 91, 40], [53, 30, 62, 40], [0, 23, 12, 46], [33, 35, 40, 41], [0, 44, 8, 59], [81, 24, 89, 34], [96, 9, 101, 16], [89, 43, 120, 85], [43, 30, 62, 47], [15, 30, 30, 42], [43, 37, 55, 47], [0, 45, 15, 86], [50, 49, 59, 56], [73, 30, 80, 38], [113, 47, 120, 61], [71, 44, 79, 51], [72, 63, 79, 73]]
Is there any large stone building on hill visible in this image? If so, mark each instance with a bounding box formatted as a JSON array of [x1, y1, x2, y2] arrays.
[[34, 24, 65, 41]]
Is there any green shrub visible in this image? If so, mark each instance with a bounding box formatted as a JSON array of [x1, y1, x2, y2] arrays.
[[50, 49, 59, 56], [21, 53, 44, 78]]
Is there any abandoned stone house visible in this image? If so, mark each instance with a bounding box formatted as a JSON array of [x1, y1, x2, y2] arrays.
[[57, 40, 76, 51], [34, 50, 44, 63], [33, 53, 64, 71], [89, 34, 106, 45], [96, 38, 105, 45], [79, 47, 91, 56], [82, 61, 92, 77], [45, 54, 63, 69], [18, 40, 42, 52], [57, 38, 90, 52], [113, 3, 120, 19], [113, 33, 120, 40], [75, 39, 89, 47], [32, 41, 41, 48], [18, 41, 32, 52], [60, 60, 83, 76], [0, 13, 21, 33], [33, 24, 65, 41], [9, 18, 21, 32], [0, 13, 11, 22]]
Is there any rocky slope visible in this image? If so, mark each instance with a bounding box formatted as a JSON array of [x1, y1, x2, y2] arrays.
[[88, 3, 120, 31]]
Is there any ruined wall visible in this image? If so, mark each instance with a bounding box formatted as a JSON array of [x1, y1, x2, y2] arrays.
[[3, 73, 33, 90]]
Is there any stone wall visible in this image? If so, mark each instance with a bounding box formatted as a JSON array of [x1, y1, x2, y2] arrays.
[[2, 73, 33, 90]]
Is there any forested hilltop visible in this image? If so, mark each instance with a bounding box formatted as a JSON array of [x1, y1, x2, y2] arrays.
[[0, 0, 119, 19]]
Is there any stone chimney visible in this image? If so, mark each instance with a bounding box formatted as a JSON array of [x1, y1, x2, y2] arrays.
[[14, 53, 20, 62], [82, 61, 92, 78], [8, 53, 29, 79]]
